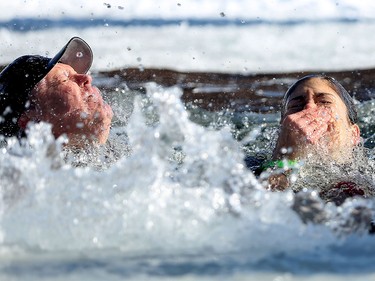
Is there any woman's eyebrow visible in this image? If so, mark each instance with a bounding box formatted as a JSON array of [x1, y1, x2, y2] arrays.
[[315, 92, 336, 98], [287, 95, 305, 103], [288, 92, 336, 103]]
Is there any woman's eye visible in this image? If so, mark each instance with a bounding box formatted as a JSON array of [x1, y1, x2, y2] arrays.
[[319, 100, 332, 105], [288, 103, 302, 109]]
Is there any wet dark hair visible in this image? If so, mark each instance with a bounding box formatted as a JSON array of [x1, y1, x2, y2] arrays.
[[281, 74, 358, 124]]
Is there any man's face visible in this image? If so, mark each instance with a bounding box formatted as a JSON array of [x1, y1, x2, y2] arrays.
[[30, 63, 113, 146], [281, 77, 359, 161]]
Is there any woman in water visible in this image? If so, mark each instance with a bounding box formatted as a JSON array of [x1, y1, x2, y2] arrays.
[[258, 74, 373, 205]]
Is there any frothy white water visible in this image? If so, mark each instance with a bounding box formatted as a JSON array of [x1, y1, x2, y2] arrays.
[[0, 85, 375, 281], [0, 84, 278, 253]]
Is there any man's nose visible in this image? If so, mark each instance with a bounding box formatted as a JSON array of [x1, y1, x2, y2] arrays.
[[75, 73, 92, 86]]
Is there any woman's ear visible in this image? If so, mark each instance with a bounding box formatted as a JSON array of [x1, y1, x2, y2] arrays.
[[351, 124, 360, 146]]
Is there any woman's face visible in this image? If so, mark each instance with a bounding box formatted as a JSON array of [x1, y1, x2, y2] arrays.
[[30, 63, 113, 146], [282, 78, 360, 160], [284, 78, 350, 122]]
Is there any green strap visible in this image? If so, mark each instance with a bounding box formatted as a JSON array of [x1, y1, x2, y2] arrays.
[[261, 159, 298, 171]]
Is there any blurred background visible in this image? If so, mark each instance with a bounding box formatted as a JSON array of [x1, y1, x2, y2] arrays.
[[1, 0, 375, 73]]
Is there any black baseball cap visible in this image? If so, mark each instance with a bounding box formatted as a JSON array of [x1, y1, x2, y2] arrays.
[[0, 37, 93, 137]]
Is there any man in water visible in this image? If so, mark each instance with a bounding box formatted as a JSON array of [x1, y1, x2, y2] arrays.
[[0, 37, 113, 148]]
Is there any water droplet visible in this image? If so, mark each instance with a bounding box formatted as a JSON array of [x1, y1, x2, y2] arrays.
[[80, 112, 88, 119], [3, 106, 12, 115], [146, 221, 154, 230]]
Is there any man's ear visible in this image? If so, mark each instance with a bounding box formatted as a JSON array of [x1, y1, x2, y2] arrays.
[[351, 124, 360, 146]]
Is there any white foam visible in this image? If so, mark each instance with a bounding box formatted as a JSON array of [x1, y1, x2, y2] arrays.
[[0, 83, 375, 280]]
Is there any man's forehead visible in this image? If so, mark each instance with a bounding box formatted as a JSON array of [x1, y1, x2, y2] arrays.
[[49, 63, 75, 76]]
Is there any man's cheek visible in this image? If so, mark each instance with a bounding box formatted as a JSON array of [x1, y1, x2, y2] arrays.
[[47, 99, 71, 115]]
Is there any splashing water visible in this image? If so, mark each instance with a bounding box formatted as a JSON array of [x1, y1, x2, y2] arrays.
[[0, 83, 375, 280]]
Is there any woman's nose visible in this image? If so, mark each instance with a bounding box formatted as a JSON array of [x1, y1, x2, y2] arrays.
[[303, 97, 317, 110]]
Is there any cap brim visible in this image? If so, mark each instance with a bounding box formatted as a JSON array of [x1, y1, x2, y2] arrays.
[[49, 37, 93, 74]]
